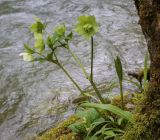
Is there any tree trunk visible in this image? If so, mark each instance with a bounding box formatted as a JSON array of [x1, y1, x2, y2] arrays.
[[123, 0, 160, 139]]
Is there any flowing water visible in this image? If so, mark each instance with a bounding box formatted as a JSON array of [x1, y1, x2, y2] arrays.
[[0, 0, 147, 139]]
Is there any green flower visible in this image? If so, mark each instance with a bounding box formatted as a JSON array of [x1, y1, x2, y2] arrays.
[[75, 15, 99, 39], [19, 52, 34, 61], [54, 24, 66, 37]]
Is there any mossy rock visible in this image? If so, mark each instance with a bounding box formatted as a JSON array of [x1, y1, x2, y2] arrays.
[[35, 115, 81, 140]]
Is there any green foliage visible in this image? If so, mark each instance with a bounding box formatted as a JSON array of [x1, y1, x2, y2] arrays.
[[69, 104, 132, 140], [54, 24, 66, 37], [143, 53, 149, 92], [30, 17, 45, 33], [114, 56, 124, 109], [21, 15, 138, 139], [81, 103, 133, 123], [69, 108, 100, 136], [36, 115, 80, 140], [114, 56, 123, 82], [34, 32, 45, 53], [69, 122, 87, 134], [75, 15, 99, 39], [23, 44, 35, 54], [21, 15, 106, 103]]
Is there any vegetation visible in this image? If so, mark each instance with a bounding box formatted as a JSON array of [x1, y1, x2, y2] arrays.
[[121, 1, 160, 139], [114, 56, 124, 109], [35, 115, 80, 140], [20, 13, 155, 140]]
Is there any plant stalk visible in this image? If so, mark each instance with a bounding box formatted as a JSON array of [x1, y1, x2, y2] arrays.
[[52, 52, 84, 94], [90, 81, 106, 104], [68, 47, 89, 79], [119, 81, 124, 109], [58, 41, 105, 103], [58, 63, 83, 94], [91, 36, 94, 82], [67, 46, 105, 103]]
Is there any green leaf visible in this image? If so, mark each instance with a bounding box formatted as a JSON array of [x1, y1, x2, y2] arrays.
[[46, 36, 54, 48], [103, 130, 116, 136], [112, 128, 125, 134], [76, 108, 100, 126], [81, 103, 133, 123], [114, 56, 123, 82], [33, 58, 46, 63], [46, 52, 53, 61], [65, 32, 73, 42], [30, 18, 45, 33], [68, 122, 86, 134], [87, 118, 106, 136], [117, 118, 124, 126], [23, 44, 35, 54], [104, 135, 115, 140], [34, 33, 45, 53], [84, 136, 99, 140]]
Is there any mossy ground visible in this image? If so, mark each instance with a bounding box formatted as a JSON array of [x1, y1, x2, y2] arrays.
[[35, 115, 81, 140], [122, 91, 160, 140]]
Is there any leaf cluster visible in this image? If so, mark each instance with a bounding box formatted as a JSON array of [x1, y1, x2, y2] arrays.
[[20, 18, 73, 64], [69, 103, 133, 140]]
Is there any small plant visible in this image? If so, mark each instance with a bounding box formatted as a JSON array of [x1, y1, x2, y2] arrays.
[[143, 53, 149, 93], [74, 15, 105, 103], [69, 103, 133, 139], [20, 16, 106, 103], [20, 16, 138, 140], [114, 56, 124, 109], [75, 15, 99, 82]]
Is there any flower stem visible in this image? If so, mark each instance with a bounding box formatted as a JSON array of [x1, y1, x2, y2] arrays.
[[120, 81, 124, 109], [67, 47, 105, 103], [57, 41, 105, 103], [91, 36, 94, 82], [58, 63, 84, 94], [68, 47, 89, 79], [90, 81, 106, 104]]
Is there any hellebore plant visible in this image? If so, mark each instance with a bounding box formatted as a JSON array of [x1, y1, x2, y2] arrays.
[[20, 16, 105, 103], [75, 15, 99, 82], [75, 16, 105, 103]]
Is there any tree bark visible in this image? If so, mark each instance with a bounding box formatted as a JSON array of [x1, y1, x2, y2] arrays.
[[123, 0, 160, 139]]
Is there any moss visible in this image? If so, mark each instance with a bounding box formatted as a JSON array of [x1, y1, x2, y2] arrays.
[[121, 113, 149, 140], [121, 90, 160, 140], [35, 115, 81, 140], [111, 92, 135, 111]]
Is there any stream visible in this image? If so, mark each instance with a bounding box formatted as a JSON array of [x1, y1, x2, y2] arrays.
[[0, 0, 147, 140]]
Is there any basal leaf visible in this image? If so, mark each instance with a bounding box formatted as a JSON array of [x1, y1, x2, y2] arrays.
[[69, 122, 86, 134], [81, 103, 133, 123], [114, 56, 123, 82]]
